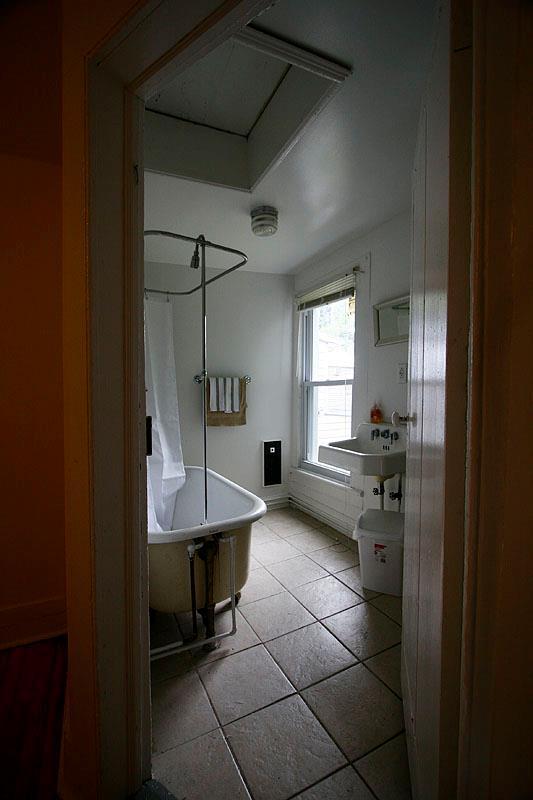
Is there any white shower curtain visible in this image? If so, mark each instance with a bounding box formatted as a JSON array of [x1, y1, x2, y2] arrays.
[[145, 297, 186, 532]]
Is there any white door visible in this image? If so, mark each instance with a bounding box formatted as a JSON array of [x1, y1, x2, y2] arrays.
[[401, 3, 460, 797], [402, 104, 426, 799]]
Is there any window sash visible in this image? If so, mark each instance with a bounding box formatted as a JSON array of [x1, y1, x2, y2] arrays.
[[300, 307, 354, 480]]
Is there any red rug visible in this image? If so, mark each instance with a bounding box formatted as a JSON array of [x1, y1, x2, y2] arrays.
[[0, 636, 67, 799]]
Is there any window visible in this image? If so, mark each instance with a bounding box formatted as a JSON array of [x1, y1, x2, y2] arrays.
[[298, 276, 356, 479]]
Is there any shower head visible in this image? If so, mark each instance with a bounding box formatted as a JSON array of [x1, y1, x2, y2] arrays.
[[190, 242, 200, 269]]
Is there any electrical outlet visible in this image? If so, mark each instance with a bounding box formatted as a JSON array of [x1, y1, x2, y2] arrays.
[[398, 363, 408, 383]]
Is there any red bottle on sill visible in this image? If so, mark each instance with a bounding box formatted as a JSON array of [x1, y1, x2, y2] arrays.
[[370, 402, 383, 424]]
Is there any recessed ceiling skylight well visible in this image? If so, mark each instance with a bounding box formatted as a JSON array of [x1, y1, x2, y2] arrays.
[[144, 25, 351, 192]]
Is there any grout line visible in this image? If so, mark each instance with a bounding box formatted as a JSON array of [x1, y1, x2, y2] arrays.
[[284, 763, 381, 800], [352, 729, 407, 767], [258, 552, 362, 593], [220, 689, 299, 729], [265, 645, 359, 692], [359, 658, 403, 702], [368, 597, 403, 626], [364, 602, 402, 630], [195, 662, 258, 800], [296, 684, 405, 781], [152, 721, 221, 758]]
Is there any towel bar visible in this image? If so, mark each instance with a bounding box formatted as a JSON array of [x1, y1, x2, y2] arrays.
[[194, 373, 252, 384]]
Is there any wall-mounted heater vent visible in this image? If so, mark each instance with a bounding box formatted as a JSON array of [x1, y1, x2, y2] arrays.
[[263, 440, 282, 486]]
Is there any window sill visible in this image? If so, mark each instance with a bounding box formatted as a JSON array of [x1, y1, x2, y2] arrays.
[[299, 460, 350, 485]]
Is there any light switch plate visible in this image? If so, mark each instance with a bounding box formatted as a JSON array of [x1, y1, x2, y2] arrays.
[[398, 363, 408, 383]]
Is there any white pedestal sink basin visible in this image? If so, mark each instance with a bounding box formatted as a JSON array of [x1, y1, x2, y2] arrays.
[[318, 422, 406, 477]]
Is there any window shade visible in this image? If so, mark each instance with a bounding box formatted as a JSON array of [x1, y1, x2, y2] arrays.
[[296, 271, 356, 312]]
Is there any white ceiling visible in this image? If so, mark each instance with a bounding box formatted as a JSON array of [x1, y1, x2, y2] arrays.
[[147, 40, 288, 136], [144, 0, 436, 275]]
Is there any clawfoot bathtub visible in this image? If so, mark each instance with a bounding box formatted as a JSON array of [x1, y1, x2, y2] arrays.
[[148, 466, 266, 614]]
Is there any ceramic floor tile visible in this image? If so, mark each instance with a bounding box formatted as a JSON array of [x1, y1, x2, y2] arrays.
[[309, 544, 359, 572], [150, 649, 194, 684], [371, 594, 403, 625], [225, 695, 346, 800], [153, 728, 250, 800], [294, 765, 374, 800], [189, 608, 260, 666], [263, 508, 295, 523], [355, 734, 412, 800], [292, 575, 364, 619], [252, 538, 301, 566], [263, 517, 320, 537], [335, 565, 380, 599], [286, 528, 340, 553], [318, 526, 356, 548], [366, 645, 402, 697], [267, 554, 329, 590], [198, 645, 294, 724], [266, 622, 356, 690], [151, 671, 218, 753], [239, 591, 315, 641], [323, 604, 401, 660], [252, 522, 281, 545], [290, 509, 323, 529], [302, 664, 404, 760], [336, 533, 359, 552], [249, 555, 261, 570], [239, 567, 285, 605]]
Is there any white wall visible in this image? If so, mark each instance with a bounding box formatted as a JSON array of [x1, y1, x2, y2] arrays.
[[290, 210, 411, 527], [145, 262, 294, 503]]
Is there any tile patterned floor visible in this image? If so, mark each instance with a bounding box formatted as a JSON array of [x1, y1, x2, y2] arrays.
[[151, 507, 410, 800]]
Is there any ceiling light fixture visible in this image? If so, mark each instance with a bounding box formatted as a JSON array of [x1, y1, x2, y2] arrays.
[[251, 206, 278, 237]]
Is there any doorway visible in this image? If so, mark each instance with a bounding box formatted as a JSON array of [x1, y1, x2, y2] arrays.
[[62, 0, 471, 797]]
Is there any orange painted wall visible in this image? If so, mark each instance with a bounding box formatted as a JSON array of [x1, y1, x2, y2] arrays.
[[61, 2, 147, 797], [0, 0, 65, 648], [0, 0, 145, 789]]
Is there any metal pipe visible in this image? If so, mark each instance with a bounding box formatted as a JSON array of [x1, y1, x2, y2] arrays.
[[150, 535, 237, 661], [187, 543, 198, 640], [144, 230, 248, 297], [201, 537, 217, 650], [200, 236, 208, 525]]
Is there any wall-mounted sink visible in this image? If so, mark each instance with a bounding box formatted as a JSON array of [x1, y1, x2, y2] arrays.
[[318, 422, 406, 477]]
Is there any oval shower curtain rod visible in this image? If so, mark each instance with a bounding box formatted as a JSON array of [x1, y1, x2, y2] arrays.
[[143, 229, 248, 297]]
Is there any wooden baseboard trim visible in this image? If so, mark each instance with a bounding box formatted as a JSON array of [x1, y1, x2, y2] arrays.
[[0, 597, 67, 650]]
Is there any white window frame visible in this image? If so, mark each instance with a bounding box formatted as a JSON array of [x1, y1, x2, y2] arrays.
[[299, 300, 355, 482]]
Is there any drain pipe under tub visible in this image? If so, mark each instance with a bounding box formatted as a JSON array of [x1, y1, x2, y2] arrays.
[[187, 542, 202, 641], [201, 538, 219, 651], [150, 534, 238, 661]]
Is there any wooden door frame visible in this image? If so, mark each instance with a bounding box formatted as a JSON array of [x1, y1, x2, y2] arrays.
[[458, 1, 533, 797], [64, 0, 527, 797], [61, 2, 273, 797]]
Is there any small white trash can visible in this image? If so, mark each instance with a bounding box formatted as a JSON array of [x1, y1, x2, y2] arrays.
[[356, 509, 404, 596]]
